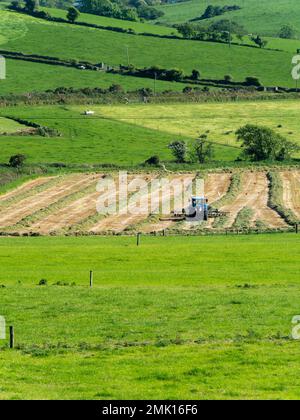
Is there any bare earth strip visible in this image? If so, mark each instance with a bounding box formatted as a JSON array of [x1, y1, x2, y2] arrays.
[[281, 171, 300, 219], [0, 177, 56, 204], [0, 174, 97, 228], [221, 172, 287, 228], [205, 173, 232, 204]]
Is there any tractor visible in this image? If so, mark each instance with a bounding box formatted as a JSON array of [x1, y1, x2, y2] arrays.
[[160, 196, 228, 222]]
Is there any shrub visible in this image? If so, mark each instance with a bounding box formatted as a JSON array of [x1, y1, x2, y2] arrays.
[[38, 279, 48, 286], [9, 154, 26, 168], [168, 140, 187, 163], [144, 155, 160, 166], [244, 76, 261, 87]]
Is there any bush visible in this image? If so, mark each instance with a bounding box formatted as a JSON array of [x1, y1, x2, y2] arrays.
[[9, 154, 26, 168], [168, 140, 187, 163], [144, 155, 160, 166], [244, 76, 261, 87], [38, 279, 48, 286]]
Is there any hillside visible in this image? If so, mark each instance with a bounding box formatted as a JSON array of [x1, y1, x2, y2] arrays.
[[0, 8, 296, 91], [156, 0, 300, 37]]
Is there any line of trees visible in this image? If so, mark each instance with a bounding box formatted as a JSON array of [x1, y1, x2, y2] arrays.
[[194, 4, 241, 21], [77, 0, 164, 21]]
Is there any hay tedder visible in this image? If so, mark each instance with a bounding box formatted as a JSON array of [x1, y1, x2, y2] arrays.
[[160, 196, 229, 222]]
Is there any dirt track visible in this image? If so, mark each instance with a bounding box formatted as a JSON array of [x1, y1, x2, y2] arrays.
[[281, 171, 300, 219]]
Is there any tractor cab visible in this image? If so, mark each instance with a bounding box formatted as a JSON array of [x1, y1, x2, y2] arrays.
[[191, 196, 207, 209], [185, 196, 208, 221]]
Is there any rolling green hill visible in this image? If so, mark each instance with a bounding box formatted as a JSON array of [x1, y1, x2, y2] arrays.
[[156, 0, 300, 38], [1, 59, 194, 94], [0, 9, 296, 89], [41, 6, 177, 36]]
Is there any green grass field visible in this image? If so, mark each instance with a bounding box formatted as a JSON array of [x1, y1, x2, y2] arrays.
[[156, 0, 300, 37], [1, 59, 192, 95], [0, 104, 240, 165], [77, 100, 300, 158], [0, 234, 300, 399], [0, 116, 26, 133], [1, 99, 300, 166], [41, 6, 176, 36], [0, 9, 296, 89]]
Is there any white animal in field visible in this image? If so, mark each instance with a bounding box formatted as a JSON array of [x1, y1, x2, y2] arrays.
[[84, 110, 95, 115]]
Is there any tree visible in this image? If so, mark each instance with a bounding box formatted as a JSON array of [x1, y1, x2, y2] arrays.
[[9, 0, 22, 10], [168, 140, 187, 163], [9, 154, 26, 168], [224, 74, 233, 83], [24, 0, 38, 12], [191, 69, 201, 80], [244, 76, 261, 87], [236, 124, 299, 161], [191, 135, 214, 164], [67, 6, 80, 23], [278, 24, 295, 39], [251, 35, 268, 48], [176, 23, 196, 39]]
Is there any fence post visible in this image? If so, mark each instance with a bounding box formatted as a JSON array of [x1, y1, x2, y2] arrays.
[[295, 224, 298, 234], [89, 270, 93, 288], [9, 326, 14, 349], [137, 232, 141, 246]]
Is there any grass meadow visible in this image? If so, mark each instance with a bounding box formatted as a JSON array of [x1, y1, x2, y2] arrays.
[[0, 105, 239, 165], [1, 59, 191, 95], [1, 100, 300, 166], [1, 10, 295, 88], [0, 234, 299, 399], [156, 0, 300, 37]]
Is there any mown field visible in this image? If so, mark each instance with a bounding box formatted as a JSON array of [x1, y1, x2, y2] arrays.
[[0, 9, 296, 89], [156, 0, 300, 37], [0, 234, 300, 399], [96, 100, 300, 152]]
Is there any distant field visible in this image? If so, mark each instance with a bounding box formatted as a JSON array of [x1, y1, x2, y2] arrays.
[[0, 116, 26, 133], [0, 234, 300, 399], [94, 100, 300, 153], [1, 59, 193, 94], [1, 10, 296, 88], [41, 6, 176, 36], [156, 0, 300, 37], [0, 105, 239, 165], [1, 100, 300, 166]]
